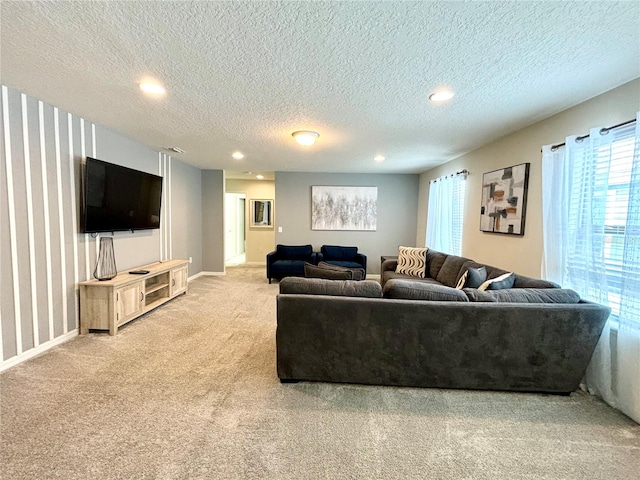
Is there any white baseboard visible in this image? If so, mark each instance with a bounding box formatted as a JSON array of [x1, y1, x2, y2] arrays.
[[188, 271, 205, 282], [197, 271, 226, 277], [0, 329, 79, 373], [244, 261, 266, 266]]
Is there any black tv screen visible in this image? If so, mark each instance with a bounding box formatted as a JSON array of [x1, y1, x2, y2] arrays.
[[83, 157, 163, 233]]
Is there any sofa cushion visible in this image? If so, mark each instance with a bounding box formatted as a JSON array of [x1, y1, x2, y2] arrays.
[[395, 246, 428, 278], [464, 288, 581, 303], [512, 275, 560, 289], [459, 260, 560, 289], [383, 279, 469, 302], [304, 262, 352, 280], [455, 266, 487, 290], [322, 245, 358, 260], [382, 270, 442, 286], [478, 272, 516, 291], [279, 277, 382, 298], [318, 261, 365, 281], [277, 244, 313, 260], [271, 259, 307, 276], [426, 249, 449, 279], [322, 260, 366, 270], [435, 255, 472, 287]]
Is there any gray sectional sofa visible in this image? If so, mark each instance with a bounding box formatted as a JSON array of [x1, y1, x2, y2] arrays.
[[276, 249, 611, 394]]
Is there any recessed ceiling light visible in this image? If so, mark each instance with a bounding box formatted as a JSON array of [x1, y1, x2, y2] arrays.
[[374, 155, 385, 163], [139, 82, 166, 95], [429, 90, 454, 102], [292, 130, 319, 146], [232, 152, 244, 160], [256, 174, 264, 180]]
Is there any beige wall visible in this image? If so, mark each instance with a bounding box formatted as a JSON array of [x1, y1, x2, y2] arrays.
[[226, 179, 276, 264], [417, 78, 640, 278]]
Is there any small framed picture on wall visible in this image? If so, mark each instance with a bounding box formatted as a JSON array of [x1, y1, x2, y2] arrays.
[[250, 199, 273, 228]]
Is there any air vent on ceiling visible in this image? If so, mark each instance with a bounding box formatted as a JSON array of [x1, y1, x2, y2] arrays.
[[164, 146, 185, 154]]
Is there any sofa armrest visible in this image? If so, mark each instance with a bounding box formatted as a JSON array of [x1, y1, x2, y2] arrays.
[[381, 257, 398, 273], [355, 253, 367, 271], [266, 250, 280, 278]]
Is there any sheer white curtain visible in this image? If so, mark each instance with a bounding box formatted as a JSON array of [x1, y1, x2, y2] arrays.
[[426, 173, 466, 255], [541, 113, 640, 423]]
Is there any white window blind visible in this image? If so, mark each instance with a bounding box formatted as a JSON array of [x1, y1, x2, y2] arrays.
[[426, 172, 467, 255], [565, 123, 638, 325], [541, 113, 640, 424]]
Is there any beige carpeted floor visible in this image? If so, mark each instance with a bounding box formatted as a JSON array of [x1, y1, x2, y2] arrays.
[[1, 266, 639, 479]]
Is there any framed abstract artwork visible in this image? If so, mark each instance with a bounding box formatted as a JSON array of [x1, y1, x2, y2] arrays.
[[479, 163, 530, 235], [311, 186, 377, 231]]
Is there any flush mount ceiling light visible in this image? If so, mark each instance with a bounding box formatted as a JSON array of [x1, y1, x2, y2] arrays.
[[139, 81, 166, 95], [429, 90, 455, 102], [292, 130, 319, 146], [256, 174, 264, 180], [374, 155, 385, 163], [232, 152, 245, 160]]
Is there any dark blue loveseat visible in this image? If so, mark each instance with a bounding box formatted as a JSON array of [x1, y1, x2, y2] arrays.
[[266, 244, 319, 283], [318, 245, 367, 272]]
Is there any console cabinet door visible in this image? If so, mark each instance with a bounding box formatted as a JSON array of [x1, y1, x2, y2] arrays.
[[116, 282, 144, 325], [171, 265, 188, 296]]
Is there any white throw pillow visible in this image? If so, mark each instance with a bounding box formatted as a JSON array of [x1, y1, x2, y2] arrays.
[[455, 270, 468, 290], [478, 272, 515, 291], [395, 246, 428, 278]]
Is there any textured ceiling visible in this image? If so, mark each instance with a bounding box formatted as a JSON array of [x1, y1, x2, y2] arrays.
[[2, 1, 639, 174]]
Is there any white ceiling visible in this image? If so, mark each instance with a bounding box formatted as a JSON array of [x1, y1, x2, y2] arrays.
[[2, 1, 639, 175]]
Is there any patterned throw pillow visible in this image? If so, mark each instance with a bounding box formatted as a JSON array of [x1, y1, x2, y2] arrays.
[[395, 246, 428, 278], [478, 272, 516, 291]]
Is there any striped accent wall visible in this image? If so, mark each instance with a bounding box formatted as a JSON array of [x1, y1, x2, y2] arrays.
[[0, 85, 177, 370]]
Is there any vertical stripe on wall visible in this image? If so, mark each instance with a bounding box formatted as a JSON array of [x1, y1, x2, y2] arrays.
[[21, 94, 39, 347], [68, 113, 79, 330], [3, 86, 22, 355], [159, 152, 163, 261], [38, 101, 55, 342], [81, 119, 90, 281], [54, 107, 68, 335], [2, 86, 21, 356], [169, 156, 173, 259]]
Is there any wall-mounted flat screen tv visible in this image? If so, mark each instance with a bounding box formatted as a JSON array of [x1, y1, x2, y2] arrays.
[[82, 157, 163, 233]]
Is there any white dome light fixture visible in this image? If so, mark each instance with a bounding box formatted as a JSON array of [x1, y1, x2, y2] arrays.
[[139, 82, 166, 95], [429, 90, 455, 102], [292, 130, 319, 146], [232, 151, 244, 160], [374, 155, 385, 163]]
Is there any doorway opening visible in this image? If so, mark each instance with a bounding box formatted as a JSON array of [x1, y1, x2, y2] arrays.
[[225, 193, 246, 266]]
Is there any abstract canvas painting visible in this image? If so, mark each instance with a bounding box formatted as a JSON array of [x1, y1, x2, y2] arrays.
[[311, 186, 377, 231], [480, 163, 530, 235]]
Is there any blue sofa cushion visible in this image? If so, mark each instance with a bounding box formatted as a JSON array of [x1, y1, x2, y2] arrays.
[[322, 245, 358, 260], [271, 259, 306, 276], [277, 244, 313, 260]]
